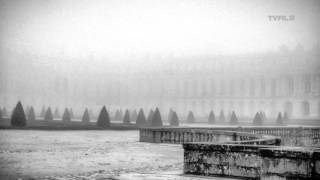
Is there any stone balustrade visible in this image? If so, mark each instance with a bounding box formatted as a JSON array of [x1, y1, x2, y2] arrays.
[[140, 127, 281, 146], [140, 126, 320, 146]]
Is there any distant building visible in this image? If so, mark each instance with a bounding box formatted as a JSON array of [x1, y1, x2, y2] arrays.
[[122, 51, 320, 119], [1, 47, 319, 120]]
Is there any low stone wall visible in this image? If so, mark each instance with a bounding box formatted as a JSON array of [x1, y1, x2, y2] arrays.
[[140, 126, 320, 146], [184, 144, 268, 178], [260, 147, 320, 179], [184, 143, 320, 179], [140, 127, 320, 179]]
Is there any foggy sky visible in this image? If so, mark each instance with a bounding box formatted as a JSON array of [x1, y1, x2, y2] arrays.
[[0, 0, 320, 117], [1, 0, 319, 61]]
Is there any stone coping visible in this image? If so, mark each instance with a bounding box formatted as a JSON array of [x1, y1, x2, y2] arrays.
[[183, 142, 319, 156], [140, 126, 320, 130], [224, 136, 281, 145], [183, 143, 275, 152]]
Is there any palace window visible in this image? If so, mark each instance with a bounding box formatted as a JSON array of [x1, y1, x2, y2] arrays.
[[303, 75, 311, 94], [318, 102, 320, 117], [229, 79, 235, 97], [249, 78, 255, 96], [239, 79, 245, 95], [260, 78, 266, 97], [211, 79, 216, 96], [284, 101, 293, 117], [271, 79, 276, 97], [286, 77, 294, 95], [54, 77, 61, 94], [301, 101, 310, 116], [183, 81, 188, 97], [193, 80, 198, 97], [220, 101, 225, 110], [220, 80, 225, 96], [201, 82, 207, 97]]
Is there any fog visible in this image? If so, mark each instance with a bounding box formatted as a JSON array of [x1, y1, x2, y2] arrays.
[[0, 0, 320, 119], [1, 0, 320, 56]]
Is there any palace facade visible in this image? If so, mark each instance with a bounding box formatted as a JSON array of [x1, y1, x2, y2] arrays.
[[1, 48, 320, 119]]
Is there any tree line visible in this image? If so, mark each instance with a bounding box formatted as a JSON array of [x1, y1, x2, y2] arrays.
[[1, 101, 289, 128]]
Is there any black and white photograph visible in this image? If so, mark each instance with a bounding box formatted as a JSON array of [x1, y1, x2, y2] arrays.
[[0, 0, 320, 179]]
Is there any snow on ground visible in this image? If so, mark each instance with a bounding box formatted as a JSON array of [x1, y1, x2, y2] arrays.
[[0, 130, 237, 180]]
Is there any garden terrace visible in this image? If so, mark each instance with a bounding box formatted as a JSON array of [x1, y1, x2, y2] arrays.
[[140, 126, 320, 179]]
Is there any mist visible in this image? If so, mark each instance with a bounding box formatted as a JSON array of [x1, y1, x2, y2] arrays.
[[0, 0, 320, 120]]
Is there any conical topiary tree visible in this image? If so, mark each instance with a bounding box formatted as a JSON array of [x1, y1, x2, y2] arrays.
[[170, 111, 179, 126], [82, 108, 90, 123], [25, 106, 30, 117], [54, 108, 60, 119], [27, 107, 36, 121], [219, 110, 225, 122], [113, 109, 118, 121], [123, 109, 131, 124], [147, 109, 154, 126], [168, 109, 174, 123], [151, 108, 163, 127], [96, 106, 110, 128], [168, 109, 174, 124], [253, 112, 263, 125], [227, 111, 232, 122], [2, 107, 7, 117], [118, 109, 122, 121], [130, 109, 138, 122], [136, 108, 147, 126], [276, 112, 283, 125], [40, 106, 46, 117], [62, 108, 71, 122], [119, 109, 123, 121], [114, 109, 120, 121], [229, 111, 238, 125], [260, 111, 266, 122], [11, 101, 26, 127], [89, 109, 94, 120], [187, 111, 195, 123], [283, 112, 289, 123], [208, 110, 215, 124], [44, 107, 53, 121], [69, 108, 74, 119]]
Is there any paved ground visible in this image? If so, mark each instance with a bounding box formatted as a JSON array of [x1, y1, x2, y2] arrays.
[[0, 130, 237, 180]]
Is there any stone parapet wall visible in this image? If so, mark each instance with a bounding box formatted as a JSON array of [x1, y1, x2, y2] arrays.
[[183, 143, 320, 179], [140, 127, 320, 179], [260, 147, 320, 179], [183, 144, 268, 178]]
